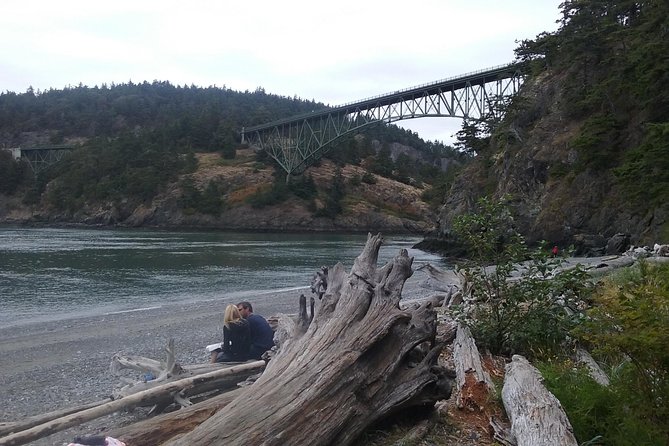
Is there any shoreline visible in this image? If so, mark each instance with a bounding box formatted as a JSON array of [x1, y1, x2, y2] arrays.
[[0, 284, 313, 331], [2, 254, 653, 445]]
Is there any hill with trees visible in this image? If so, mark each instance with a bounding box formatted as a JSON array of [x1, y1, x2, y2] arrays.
[[433, 0, 668, 252], [0, 81, 465, 232]]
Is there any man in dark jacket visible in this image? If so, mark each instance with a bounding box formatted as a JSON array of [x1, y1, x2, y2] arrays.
[[237, 301, 275, 359]]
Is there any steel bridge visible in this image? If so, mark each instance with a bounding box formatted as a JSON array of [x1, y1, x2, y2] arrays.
[[241, 63, 525, 176], [5, 145, 75, 174]]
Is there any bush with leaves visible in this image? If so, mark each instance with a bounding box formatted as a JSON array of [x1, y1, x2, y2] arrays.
[[574, 260, 669, 438], [539, 359, 666, 446], [452, 196, 591, 358]]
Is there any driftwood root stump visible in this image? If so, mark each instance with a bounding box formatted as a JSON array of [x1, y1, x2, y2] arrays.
[[166, 233, 453, 446]]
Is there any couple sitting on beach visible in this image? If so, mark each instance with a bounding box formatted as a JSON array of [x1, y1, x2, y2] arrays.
[[209, 301, 275, 363]]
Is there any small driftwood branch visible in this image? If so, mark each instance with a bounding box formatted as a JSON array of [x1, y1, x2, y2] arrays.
[[502, 355, 577, 446], [574, 347, 610, 386], [490, 416, 517, 446]]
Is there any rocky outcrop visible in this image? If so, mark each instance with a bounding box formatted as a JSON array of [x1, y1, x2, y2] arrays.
[[436, 73, 668, 249]]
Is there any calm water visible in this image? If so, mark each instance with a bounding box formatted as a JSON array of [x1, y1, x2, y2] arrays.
[[0, 227, 444, 328]]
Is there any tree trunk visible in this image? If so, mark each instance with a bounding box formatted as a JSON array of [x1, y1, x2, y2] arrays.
[[502, 355, 578, 446], [165, 233, 452, 446]]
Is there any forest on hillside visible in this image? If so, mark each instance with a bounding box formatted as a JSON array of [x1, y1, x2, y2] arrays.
[[513, 0, 669, 209], [0, 80, 465, 214]]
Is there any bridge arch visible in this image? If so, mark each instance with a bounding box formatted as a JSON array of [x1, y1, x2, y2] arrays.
[[242, 63, 525, 175]]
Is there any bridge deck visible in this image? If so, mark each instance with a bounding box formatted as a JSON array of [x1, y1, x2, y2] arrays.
[[244, 63, 522, 133]]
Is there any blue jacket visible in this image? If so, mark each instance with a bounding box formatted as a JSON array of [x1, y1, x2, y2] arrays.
[[247, 313, 275, 359]]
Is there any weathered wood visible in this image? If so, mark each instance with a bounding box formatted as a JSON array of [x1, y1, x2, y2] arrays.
[[0, 361, 265, 446], [112, 361, 256, 400], [161, 338, 185, 378], [575, 347, 610, 386], [110, 354, 164, 376], [452, 323, 495, 410], [436, 314, 458, 344], [0, 399, 111, 437], [489, 416, 516, 446], [502, 355, 578, 446], [164, 233, 453, 446], [416, 263, 461, 293], [111, 388, 245, 446]]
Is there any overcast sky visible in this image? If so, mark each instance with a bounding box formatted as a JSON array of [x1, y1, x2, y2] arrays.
[[0, 1, 561, 144]]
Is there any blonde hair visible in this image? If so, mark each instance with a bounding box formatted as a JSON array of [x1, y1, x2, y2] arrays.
[[223, 304, 242, 328]]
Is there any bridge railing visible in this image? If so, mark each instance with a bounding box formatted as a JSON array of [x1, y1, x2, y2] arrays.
[[337, 62, 521, 108], [243, 62, 523, 133]]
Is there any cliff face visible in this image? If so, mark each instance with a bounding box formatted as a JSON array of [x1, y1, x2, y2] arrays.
[[0, 150, 436, 234], [437, 73, 668, 248]]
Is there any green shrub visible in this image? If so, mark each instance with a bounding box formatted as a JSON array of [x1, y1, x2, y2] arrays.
[[539, 360, 667, 445], [179, 178, 225, 216], [574, 261, 669, 436], [287, 174, 317, 200], [361, 171, 376, 184], [246, 181, 289, 208], [614, 123, 669, 209], [452, 197, 591, 358]]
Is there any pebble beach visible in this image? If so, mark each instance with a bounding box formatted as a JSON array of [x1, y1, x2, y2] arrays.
[[0, 286, 311, 445], [0, 273, 431, 446]]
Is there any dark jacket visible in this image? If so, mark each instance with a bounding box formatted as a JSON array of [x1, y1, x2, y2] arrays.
[[221, 318, 251, 361], [247, 313, 275, 359]]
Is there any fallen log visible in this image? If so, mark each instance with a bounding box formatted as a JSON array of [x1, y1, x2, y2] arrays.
[[0, 361, 264, 446], [110, 388, 245, 446], [452, 324, 495, 410], [164, 233, 453, 446], [0, 399, 111, 437], [113, 362, 259, 401], [574, 347, 609, 387], [502, 355, 578, 446]]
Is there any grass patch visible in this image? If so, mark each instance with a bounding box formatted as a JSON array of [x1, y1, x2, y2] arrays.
[[539, 360, 667, 445]]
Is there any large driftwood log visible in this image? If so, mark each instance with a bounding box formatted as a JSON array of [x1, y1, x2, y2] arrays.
[[164, 233, 452, 446], [0, 362, 264, 446], [502, 355, 578, 446]]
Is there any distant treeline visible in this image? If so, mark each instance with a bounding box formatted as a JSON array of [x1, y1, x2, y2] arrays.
[[0, 81, 458, 157]]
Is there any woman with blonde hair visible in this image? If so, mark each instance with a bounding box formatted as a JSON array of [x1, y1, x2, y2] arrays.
[[210, 304, 251, 363]]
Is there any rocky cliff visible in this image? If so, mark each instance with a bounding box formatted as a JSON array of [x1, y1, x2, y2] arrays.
[[436, 72, 668, 251]]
